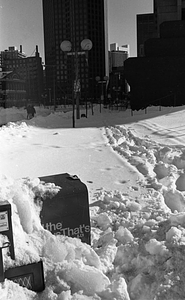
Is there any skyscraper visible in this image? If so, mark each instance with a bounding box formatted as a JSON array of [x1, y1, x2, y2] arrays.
[[125, 0, 185, 110], [42, 0, 108, 105], [137, 0, 185, 57]]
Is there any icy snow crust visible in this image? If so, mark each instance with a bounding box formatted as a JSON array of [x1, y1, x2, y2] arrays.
[[2, 108, 185, 298]]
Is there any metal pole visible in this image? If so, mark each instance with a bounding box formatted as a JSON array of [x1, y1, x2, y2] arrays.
[[0, 248, 4, 282], [75, 52, 80, 119], [71, 51, 75, 128], [102, 82, 104, 102], [99, 82, 102, 113], [71, 0, 75, 128], [85, 62, 88, 117], [49, 88, 51, 104], [73, 0, 80, 120], [85, 98, 88, 117], [53, 66, 56, 110]]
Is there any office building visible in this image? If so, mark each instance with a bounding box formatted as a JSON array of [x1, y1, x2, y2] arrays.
[[137, 0, 185, 57], [0, 46, 26, 64], [137, 13, 157, 57], [125, 0, 185, 110], [108, 43, 129, 103], [109, 43, 129, 69], [0, 46, 44, 105], [42, 0, 109, 104]]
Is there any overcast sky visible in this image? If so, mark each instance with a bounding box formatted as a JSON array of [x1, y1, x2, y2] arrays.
[[0, 0, 153, 61]]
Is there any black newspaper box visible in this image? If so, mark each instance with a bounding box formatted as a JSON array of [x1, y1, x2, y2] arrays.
[[0, 201, 15, 259], [39, 173, 91, 244]]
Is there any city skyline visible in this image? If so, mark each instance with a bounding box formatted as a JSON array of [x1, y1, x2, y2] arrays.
[[0, 0, 153, 61]]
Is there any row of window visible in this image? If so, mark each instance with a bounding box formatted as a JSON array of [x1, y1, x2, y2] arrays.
[[3, 83, 25, 90]]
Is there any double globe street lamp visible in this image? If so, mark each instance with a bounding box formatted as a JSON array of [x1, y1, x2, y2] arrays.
[[60, 39, 93, 128]]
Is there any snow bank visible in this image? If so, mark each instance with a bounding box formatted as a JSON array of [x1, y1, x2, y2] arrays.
[[0, 172, 182, 300], [2, 106, 185, 299]]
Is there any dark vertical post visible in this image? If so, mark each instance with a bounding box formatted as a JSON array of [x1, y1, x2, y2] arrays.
[[72, 0, 80, 121], [0, 248, 4, 282], [71, 0, 75, 128], [53, 66, 56, 110], [0, 242, 11, 282], [75, 52, 80, 119], [174, 93, 176, 107], [84, 53, 88, 117]]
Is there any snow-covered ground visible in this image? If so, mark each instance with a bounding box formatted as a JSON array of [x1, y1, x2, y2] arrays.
[[1, 104, 185, 299]]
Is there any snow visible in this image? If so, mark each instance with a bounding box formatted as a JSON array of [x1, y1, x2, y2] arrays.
[[1, 104, 185, 298]]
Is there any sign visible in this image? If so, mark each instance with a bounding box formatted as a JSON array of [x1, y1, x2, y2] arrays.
[[0, 211, 9, 232], [98, 81, 107, 84], [39, 173, 91, 244]]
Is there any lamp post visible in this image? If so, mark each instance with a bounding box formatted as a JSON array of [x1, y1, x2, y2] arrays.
[[95, 76, 109, 113], [60, 39, 92, 128]]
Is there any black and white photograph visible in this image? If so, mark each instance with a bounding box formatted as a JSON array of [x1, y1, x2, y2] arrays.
[[1, 1, 185, 299]]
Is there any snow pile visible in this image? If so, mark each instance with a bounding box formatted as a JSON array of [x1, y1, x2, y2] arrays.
[[0, 107, 26, 125], [0, 106, 52, 126], [1, 173, 185, 299]]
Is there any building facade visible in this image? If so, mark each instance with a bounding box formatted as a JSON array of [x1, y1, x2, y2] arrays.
[[108, 43, 129, 104], [137, 13, 157, 57], [42, 0, 109, 105], [109, 43, 129, 69], [0, 46, 44, 106], [0, 46, 26, 64], [0, 70, 26, 107]]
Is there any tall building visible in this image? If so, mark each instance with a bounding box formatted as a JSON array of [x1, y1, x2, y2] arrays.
[[137, 0, 185, 57], [154, 0, 184, 30], [125, 0, 185, 110], [42, 0, 109, 105], [137, 13, 157, 57]]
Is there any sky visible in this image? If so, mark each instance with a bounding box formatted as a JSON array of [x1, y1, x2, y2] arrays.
[[0, 0, 153, 61], [1, 104, 185, 298]]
